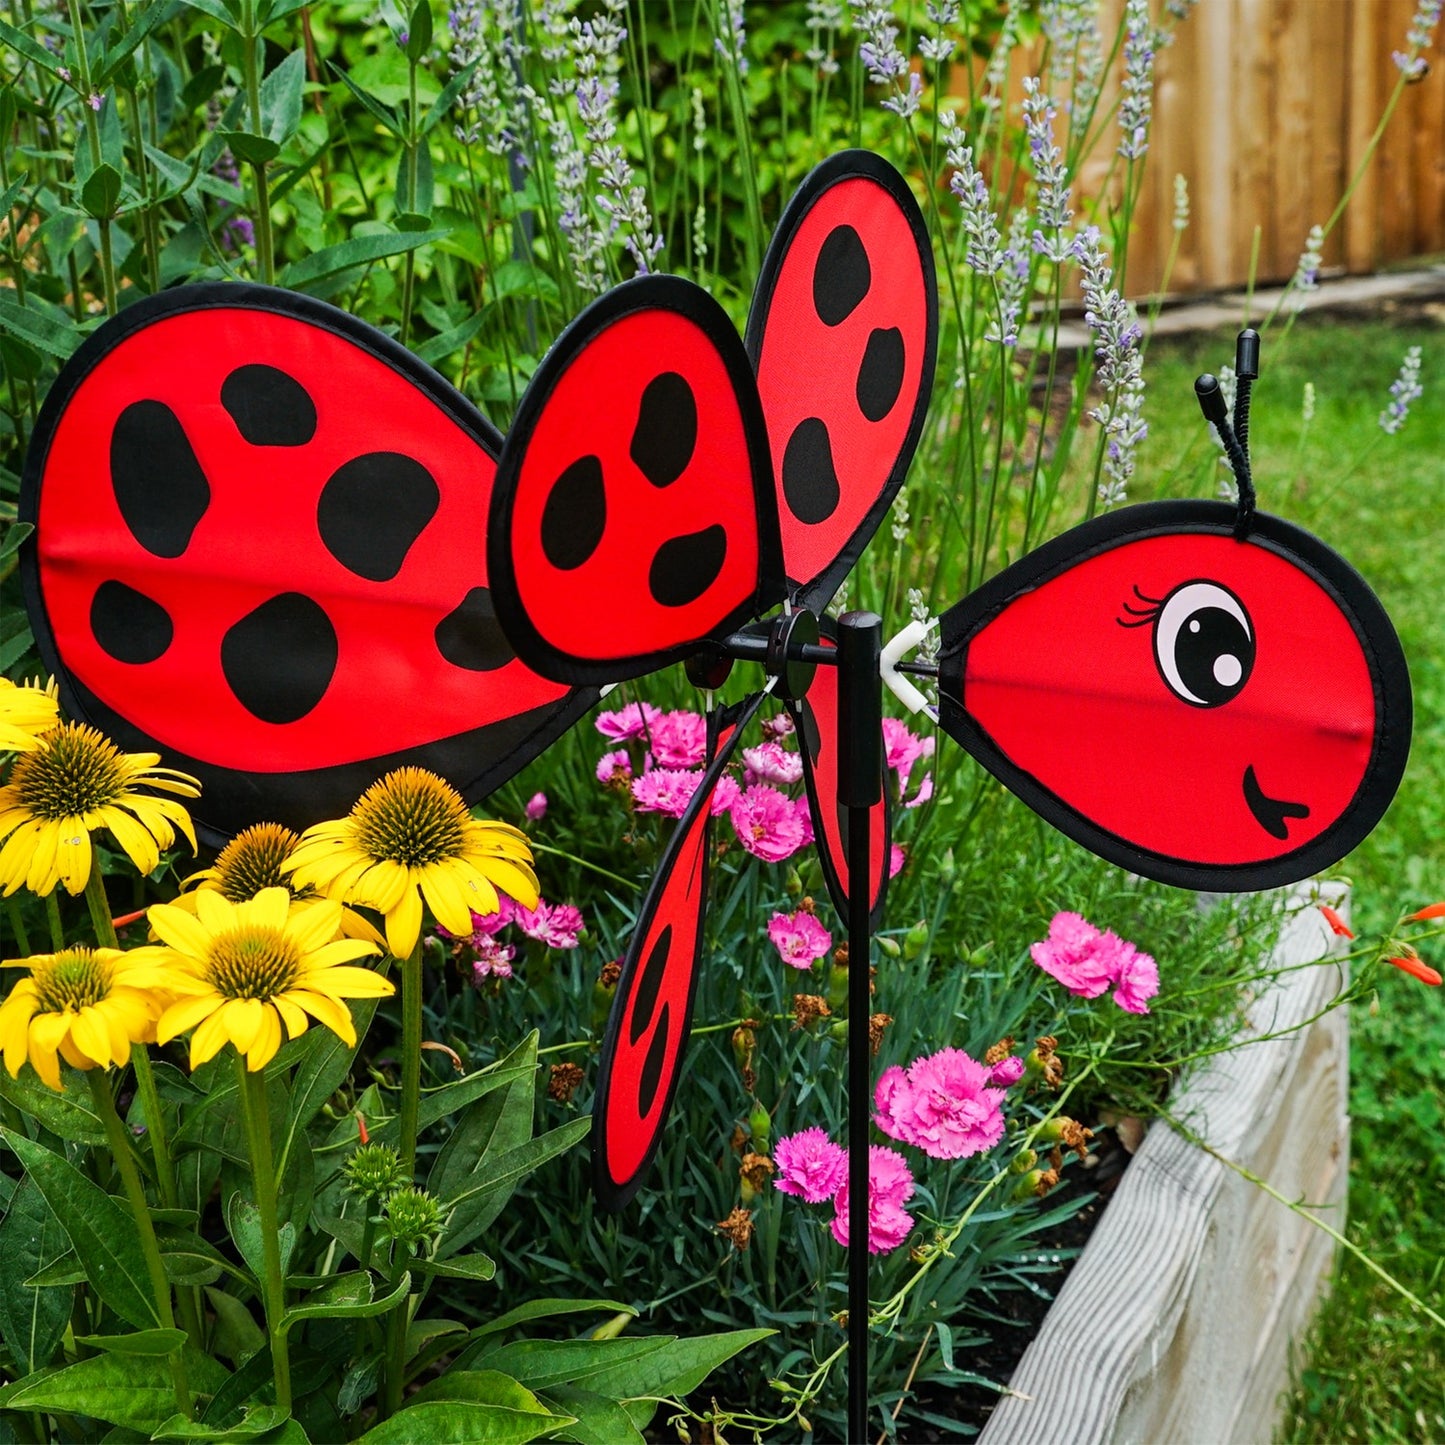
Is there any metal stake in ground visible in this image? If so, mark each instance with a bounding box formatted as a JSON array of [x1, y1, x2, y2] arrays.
[[836, 610, 883, 1442]]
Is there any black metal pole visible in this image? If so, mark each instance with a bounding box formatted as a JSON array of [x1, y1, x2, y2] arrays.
[[836, 611, 882, 1443]]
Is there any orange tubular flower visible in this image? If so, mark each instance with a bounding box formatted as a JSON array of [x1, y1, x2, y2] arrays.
[[1387, 952, 1443, 987], [1318, 905, 1354, 939], [1407, 902, 1445, 923]]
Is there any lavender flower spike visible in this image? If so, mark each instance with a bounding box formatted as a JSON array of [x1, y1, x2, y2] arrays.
[[1117, 0, 1155, 161], [851, 1, 922, 117], [1394, 0, 1442, 76], [1022, 78, 1075, 263], [1379, 346, 1424, 434]]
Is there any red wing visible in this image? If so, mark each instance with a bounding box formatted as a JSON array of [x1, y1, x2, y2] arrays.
[[746, 151, 937, 612], [937, 501, 1412, 891], [786, 625, 891, 927], [490, 277, 784, 687], [19, 283, 594, 843], [591, 691, 764, 1211]]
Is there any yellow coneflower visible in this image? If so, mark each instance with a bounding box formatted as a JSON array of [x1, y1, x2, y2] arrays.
[[0, 722, 199, 897], [284, 767, 538, 958], [175, 822, 383, 946], [0, 946, 172, 1091], [0, 677, 59, 754], [145, 886, 390, 1071]]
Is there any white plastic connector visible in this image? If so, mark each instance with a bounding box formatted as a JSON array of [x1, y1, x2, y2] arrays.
[[880, 617, 939, 719]]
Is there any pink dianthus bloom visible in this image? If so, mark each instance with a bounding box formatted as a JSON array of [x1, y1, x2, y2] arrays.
[[761, 712, 795, 741], [471, 937, 516, 981], [525, 791, 548, 820], [709, 774, 742, 817], [730, 784, 809, 862], [773, 1127, 848, 1203], [988, 1055, 1026, 1088], [650, 709, 708, 768], [829, 1145, 915, 1253], [514, 900, 585, 950], [596, 749, 633, 785], [1030, 911, 1115, 999], [873, 1065, 914, 1143], [455, 897, 516, 939], [742, 740, 804, 787], [768, 910, 833, 969], [904, 774, 933, 809], [632, 767, 703, 818], [889, 844, 906, 879], [882, 1047, 1006, 1160], [595, 701, 661, 741], [882, 717, 935, 790], [1108, 934, 1159, 1014]]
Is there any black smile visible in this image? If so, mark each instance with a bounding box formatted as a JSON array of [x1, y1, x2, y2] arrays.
[[1243, 765, 1311, 840]]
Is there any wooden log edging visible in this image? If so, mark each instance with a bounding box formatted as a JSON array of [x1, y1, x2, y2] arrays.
[[978, 888, 1351, 1445]]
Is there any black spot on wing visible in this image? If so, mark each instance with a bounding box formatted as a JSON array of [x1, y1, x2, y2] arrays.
[[221, 365, 317, 447], [630, 372, 697, 489], [110, 400, 210, 558], [649, 525, 726, 608], [90, 581, 173, 665], [629, 925, 672, 1046], [856, 327, 905, 422], [435, 587, 515, 673], [813, 224, 871, 326], [221, 593, 337, 725], [636, 1000, 670, 1119], [542, 455, 606, 570], [318, 452, 439, 582], [781, 418, 841, 525]]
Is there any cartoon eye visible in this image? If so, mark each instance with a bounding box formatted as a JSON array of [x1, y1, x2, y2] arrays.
[[1152, 580, 1255, 707]]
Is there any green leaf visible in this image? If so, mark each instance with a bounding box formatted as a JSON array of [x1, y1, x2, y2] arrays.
[[337, 1353, 381, 1416], [540, 1387, 645, 1445], [490, 260, 560, 304], [437, 1117, 590, 1260], [0, 17, 66, 77], [219, 130, 280, 165], [183, 0, 241, 26], [94, 0, 172, 87], [0, 1063, 105, 1143], [414, 311, 487, 366], [465, 1339, 674, 1393], [395, 141, 433, 225], [413, 1250, 495, 1282], [0, 1177, 72, 1374], [420, 57, 479, 135], [0, 521, 33, 561], [1, 1129, 159, 1331], [74, 1327, 187, 1356], [225, 1193, 295, 1285], [327, 62, 400, 135], [280, 997, 378, 1178], [405, 0, 433, 62], [204, 1284, 266, 1364], [460, 1299, 636, 1346], [260, 48, 305, 145], [0, 295, 81, 362], [151, 1403, 289, 1439], [408, 1370, 550, 1413], [0, 1353, 177, 1430], [278, 229, 449, 290], [278, 1270, 410, 1334], [80, 162, 124, 219], [357, 1401, 571, 1445], [574, 1328, 774, 1404]]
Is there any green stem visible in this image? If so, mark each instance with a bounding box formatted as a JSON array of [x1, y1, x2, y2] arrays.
[[82, 867, 118, 949], [241, 7, 275, 285], [236, 1060, 292, 1413], [398, 940, 423, 1179], [43, 892, 64, 950], [87, 1070, 191, 1419], [4, 899, 30, 956]]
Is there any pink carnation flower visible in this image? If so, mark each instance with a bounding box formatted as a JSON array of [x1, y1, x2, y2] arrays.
[[904, 773, 933, 809], [742, 740, 804, 787], [877, 1047, 1006, 1160], [596, 749, 632, 785], [471, 937, 516, 981], [987, 1055, 1026, 1087], [461, 897, 516, 938], [889, 844, 906, 879], [774, 1127, 848, 1202], [730, 784, 809, 862], [595, 701, 661, 741], [882, 717, 935, 790], [632, 767, 703, 818], [709, 774, 742, 817], [525, 791, 548, 820], [650, 710, 708, 768], [768, 910, 833, 969], [514, 900, 585, 950], [1109, 935, 1159, 1014], [829, 1145, 915, 1253], [761, 712, 795, 741], [1030, 911, 1115, 999]]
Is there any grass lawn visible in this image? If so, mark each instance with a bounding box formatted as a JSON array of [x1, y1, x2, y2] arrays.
[[1125, 310, 1445, 1441]]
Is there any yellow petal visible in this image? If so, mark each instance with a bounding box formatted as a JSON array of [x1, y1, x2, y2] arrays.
[[246, 1005, 283, 1071], [24, 821, 63, 896], [287, 988, 356, 1044], [296, 963, 395, 999], [243, 887, 291, 933], [157, 992, 224, 1045], [355, 860, 410, 914], [288, 899, 348, 955], [100, 807, 161, 877], [192, 889, 236, 933], [70, 1007, 114, 1068], [147, 904, 216, 962], [300, 939, 384, 972], [384, 887, 423, 959], [222, 997, 264, 1055], [54, 825, 93, 897], [189, 1009, 233, 1068], [273, 995, 310, 1039], [472, 857, 539, 911]]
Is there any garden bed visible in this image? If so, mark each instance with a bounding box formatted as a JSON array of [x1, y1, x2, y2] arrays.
[[976, 889, 1350, 1444]]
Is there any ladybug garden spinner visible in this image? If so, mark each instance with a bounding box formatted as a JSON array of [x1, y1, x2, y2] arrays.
[[15, 148, 1413, 1432]]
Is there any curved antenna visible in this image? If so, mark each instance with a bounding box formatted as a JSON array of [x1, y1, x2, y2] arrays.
[[1195, 372, 1255, 538]]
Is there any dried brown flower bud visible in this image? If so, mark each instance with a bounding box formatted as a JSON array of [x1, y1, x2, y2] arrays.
[[869, 1013, 893, 1056], [984, 1035, 1016, 1066], [547, 1062, 585, 1104], [740, 1152, 774, 1191], [729, 1123, 749, 1154], [599, 959, 622, 988], [1034, 1167, 1060, 1198], [792, 993, 832, 1030], [1061, 1118, 1095, 1160], [716, 1207, 754, 1251]]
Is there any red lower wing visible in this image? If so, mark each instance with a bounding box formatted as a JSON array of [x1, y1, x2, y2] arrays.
[[591, 692, 764, 1210]]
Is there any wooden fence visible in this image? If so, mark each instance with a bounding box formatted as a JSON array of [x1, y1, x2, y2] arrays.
[[1067, 0, 1445, 297]]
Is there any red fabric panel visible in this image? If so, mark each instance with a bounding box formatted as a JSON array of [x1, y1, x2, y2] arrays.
[[962, 533, 1377, 866]]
